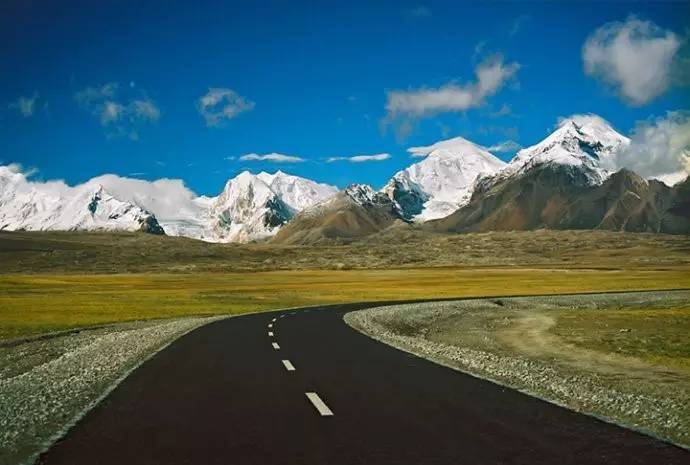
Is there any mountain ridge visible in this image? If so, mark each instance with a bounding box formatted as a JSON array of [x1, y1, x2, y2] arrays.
[[1, 113, 687, 241]]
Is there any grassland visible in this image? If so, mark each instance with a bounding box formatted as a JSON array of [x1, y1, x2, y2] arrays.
[[1, 230, 689, 340], [2, 268, 690, 341]]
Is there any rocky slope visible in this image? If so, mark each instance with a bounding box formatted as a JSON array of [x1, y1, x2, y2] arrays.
[[430, 164, 689, 234], [272, 184, 404, 244]]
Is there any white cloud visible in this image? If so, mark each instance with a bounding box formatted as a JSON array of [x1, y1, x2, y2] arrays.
[[486, 140, 521, 153], [604, 111, 689, 185], [75, 82, 160, 139], [239, 153, 305, 163], [583, 17, 682, 105], [509, 15, 529, 37], [9, 93, 39, 117], [132, 99, 161, 121], [327, 153, 391, 163], [383, 56, 519, 137], [197, 88, 254, 127]]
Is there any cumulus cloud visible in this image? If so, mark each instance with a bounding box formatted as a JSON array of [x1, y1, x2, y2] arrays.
[[583, 17, 682, 105], [605, 111, 690, 185], [197, 88, 254, 127], [385, 57, 519, 119], [383, 56, 519, 138], [327, 153, 391, 163], [9, 93, 39, 117], [239, 153, 305, 163], [486, 140, 521, 153], [75, 82, 160, 140]]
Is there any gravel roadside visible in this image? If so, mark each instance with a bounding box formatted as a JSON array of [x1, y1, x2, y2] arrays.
[[344, 292, 690, 449], [0, 316, 226, 465]]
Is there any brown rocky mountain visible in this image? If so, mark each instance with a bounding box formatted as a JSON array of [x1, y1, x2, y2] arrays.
[[271, 184, 405, 245], [429, 165, 689, 234]]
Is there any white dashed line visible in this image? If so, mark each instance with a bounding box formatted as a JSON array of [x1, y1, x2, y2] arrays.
[[268, 331, 274, 336], [305, 392, 333, 416], [282, 360, 296, 371], [272, 342, 280, 350], [268, 324, 273, 328], [272, 318, 277, 322]]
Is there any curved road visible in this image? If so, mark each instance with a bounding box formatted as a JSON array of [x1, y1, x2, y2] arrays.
[[40, 302, 687, 465]]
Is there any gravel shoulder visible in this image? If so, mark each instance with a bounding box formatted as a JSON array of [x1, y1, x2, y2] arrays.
[[0, 316, 226, 465], [344, 291, 690, 449]]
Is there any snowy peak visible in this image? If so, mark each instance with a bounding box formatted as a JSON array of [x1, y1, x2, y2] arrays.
[[192, 170, 337, 243], [205, 171, 293, 242], [383, 136, 506, 221], [407, 136, 497, 159], [256, 170, 338, 212], [504, 114, 630, 183], [344, 184, 392, 207], [214, 171, 277, 211], [0, 167, 163, 234]]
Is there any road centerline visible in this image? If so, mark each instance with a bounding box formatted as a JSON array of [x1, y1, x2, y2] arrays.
[[268, 331, 274, 336], [272, 342, 280, 350], [305, 392, 334, 416], [282, 360, 296, 371]]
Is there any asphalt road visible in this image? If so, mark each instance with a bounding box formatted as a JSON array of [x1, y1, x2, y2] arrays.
[[39, 302, 687, 465]]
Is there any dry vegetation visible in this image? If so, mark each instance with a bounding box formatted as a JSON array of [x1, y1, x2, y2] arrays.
[[0, 230, 688, 341], [4, 267, 689, 341], [1, 229, 689, 274]]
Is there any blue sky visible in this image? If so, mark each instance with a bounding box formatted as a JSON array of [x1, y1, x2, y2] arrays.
[[1, 0, 688, 194]]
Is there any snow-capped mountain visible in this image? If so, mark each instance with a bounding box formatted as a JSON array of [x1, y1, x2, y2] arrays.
[[188, 171, 337, 242], [256, 170, 338, 213], [501, 114, 630, 184], [0, 167, 337, 242], [0, 166, 163, 233], [202, 171, 293, 242], [159, 171, 337, 242], [382, 136, 506, 221]]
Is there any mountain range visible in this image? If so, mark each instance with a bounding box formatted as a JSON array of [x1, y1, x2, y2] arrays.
[[1, 114, 688, 242]]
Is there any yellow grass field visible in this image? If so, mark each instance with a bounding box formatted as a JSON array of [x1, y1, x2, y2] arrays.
[[2, 267, 689, 341]]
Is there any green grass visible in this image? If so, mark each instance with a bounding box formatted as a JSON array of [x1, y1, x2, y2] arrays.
[[2, 267, 689, 341]]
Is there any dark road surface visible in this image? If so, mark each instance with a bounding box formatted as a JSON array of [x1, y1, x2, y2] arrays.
[[39, 302, 688, 465]]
